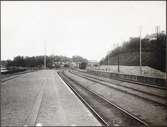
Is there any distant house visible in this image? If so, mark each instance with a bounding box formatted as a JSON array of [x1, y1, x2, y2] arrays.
[[145, 33, 157, 41], [0, 65, 8, 73], [87, 60, 99, 67], [71, 62, 80, 68], [70, 62, 76, 67]]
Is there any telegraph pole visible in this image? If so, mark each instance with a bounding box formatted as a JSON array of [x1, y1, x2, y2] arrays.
[[118, 54, 120, 72], [44, 41, 46, 69], [107, 49, 111, 72], [139, 26, 142, 75], [108, 52, 109, 71], [156, 26, 159, 40], [117, 43, 120, 73]]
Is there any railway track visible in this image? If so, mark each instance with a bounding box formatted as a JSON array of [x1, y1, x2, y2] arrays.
[[58, 71, 149, 127], [1, 70, 37, 83], [72, 70, 166, 93], [77, 70, 167, 90], [69, 70, 167, 107]]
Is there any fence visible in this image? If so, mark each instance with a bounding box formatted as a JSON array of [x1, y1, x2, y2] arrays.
[[86, 70, 166, 87]]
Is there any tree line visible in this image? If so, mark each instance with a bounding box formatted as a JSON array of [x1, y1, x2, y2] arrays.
[[2, 55, 88, 69]]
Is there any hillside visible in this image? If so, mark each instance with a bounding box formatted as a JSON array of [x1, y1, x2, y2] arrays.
[[100, 31, 166, 72]]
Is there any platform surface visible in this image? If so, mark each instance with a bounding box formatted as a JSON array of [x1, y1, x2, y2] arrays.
[[1, 70, 101, 126]]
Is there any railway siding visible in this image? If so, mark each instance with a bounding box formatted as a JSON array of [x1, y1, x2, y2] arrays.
[[71, 70, 167, 100], [59, 71, 148, 127], [64, 70, 167, 126], [86, 69, 166, 87]]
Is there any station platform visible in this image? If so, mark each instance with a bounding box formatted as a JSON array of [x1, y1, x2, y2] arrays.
[[1, 70, 101, 126], [34, 70, 101, 126]]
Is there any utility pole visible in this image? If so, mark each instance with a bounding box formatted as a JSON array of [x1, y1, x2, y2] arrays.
[[107, 50, 111, 72], [108, 52, 109, 72], [44, 41, 46, 69], [156, 26, 162, 73], [118, 55, 120, 72], [139, 26, 142, 75], [156, 25, 159, 41], [117, 43, 120, 73]]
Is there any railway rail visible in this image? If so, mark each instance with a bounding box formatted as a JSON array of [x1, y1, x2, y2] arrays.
[[1, 70, 38, 83], [70, 70, 167, 107], [72, 71, 166, 98], [58, 71, 149, 127], [78, 69, 166, 90]]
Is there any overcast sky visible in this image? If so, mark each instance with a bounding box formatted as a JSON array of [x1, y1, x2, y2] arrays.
[[1, 1, 166, 61]]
